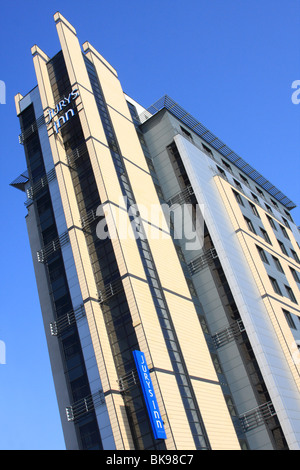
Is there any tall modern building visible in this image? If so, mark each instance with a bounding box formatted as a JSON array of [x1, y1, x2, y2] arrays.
[[11, 13, 300, 451]]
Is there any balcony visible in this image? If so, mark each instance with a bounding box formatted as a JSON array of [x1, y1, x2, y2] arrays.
[[66, 142, 89, 167], [19, 114, 45, 144], [50, 304, 85, 336], [167, 185, 194, 206], [118, 369, 138, 393], [37, 231, 70, 263], [66, 389, 105, 423], [98, 278, 123, 304], [188, 248, 218, 275], [26, 168, 56, 201], [212, 319, 245, 349], [239, 401, 276, 432]]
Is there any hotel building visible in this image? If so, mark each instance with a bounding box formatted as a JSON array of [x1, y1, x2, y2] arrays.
[[11, 13, 300, 450]]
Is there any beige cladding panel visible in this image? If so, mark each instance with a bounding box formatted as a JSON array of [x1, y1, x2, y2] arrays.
[[75, 85, 107, 144], [85, 47, 149, 172], [108, 108, 149, 171], [143, 222, 191, 298], [191, 380, 241, 450], [102, 203, 147, 280], [55, 13, 91, 88], [163, 291, 219, 382], [122, 276, 173, 372], [31, 46, 54, 111], [155, 371, 196, 450]]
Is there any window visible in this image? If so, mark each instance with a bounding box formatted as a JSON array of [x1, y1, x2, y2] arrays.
[[265, 203, 273, 213], [180, 126, 193, 140], [217, 165, 226, 176], [272, 256, 284, 273], [222, 160, 232, 172], [278, 240, 288, 256], [284, 210, 293, 223], [202, 143, 213, 155], [256, 186, 264, 197], [257, 245, 269, 264], [232, 189, 244, 206], [234, 179, 242, 189], [244, 216, 256, 234], [290, 267, 300, 284], [279, 224, 290, 240], [282, 217, 290, 229], [271, 199, 278, 208], [260, 228, 272, 244], [291, 249, 300, 264], [283, 309, 296, 329], [267, 215, 277, 230], [285, 285, 298, 303], [269, 276, 282, 295], [249, 202, 260, 217], [251, 192, 259, 203], [239, 174, 249, 185]]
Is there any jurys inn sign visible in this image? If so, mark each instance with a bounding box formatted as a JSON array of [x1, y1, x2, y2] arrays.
[[46, 88, 79, 133]]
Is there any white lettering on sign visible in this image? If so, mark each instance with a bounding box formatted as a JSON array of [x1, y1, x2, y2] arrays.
[[47, 88, 79, 133]]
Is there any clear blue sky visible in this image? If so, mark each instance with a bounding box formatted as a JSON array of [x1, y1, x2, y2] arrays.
[[0, 0, 299, 450]]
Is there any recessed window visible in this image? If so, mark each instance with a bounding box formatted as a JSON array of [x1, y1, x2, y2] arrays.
[[269, 276, 282, 295], [278, 240, 288, 256], [244, 216, 256, 234], [271, 199, 278, 208], [291, 249, 300, 264], [239, 174, 249, 185], [257, 245, 269, 264], [282, 217, 291, 229], [234, 179, 242, 190], [265, 203, 273, 213], [284, 210, 293, 223], [181, 126, 193, 140], [272, 256, 284, 273], [256, 186, 264, 196], [285, 285, 298, 303], [267, 215, 277, 230], [283, 309, 296, 329], [279, 224, 290, 240], [251, 192, 259, 203], [249, 201, 260, 218], [290, 267, 300, 284], [217, 165, 226, 176], [232, 189, 244, 206], [260, 228, 272, 244], [222, 160, 232, 171], [202, 144, 213, 155]]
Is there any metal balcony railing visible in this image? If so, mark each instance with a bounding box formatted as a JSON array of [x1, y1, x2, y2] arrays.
[[188, 248, 218, 275], [98, 278, 123, 304], [80, 208, 98, 229], [26, 168, 56, 200], [212, 319, 245, 349], [66, 142, 89, 167], [50, 304, 86, 336], [167, 185, 194, 206], [240, 401, 276, 432], [19, 114, 45, 144], [37, 231, 70, 263], [66, 389, 105, 423], [118, 370, 138, 393]]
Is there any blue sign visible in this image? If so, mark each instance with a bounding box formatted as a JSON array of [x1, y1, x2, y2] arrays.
[[133, 350, 167, 440]]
